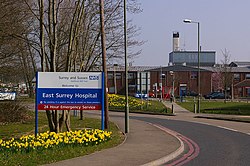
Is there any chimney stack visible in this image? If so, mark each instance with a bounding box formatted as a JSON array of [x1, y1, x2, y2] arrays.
[[173, 32, 180, 51]]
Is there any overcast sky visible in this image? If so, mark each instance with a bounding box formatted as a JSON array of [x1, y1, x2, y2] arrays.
[[129, 0, 250, 66]]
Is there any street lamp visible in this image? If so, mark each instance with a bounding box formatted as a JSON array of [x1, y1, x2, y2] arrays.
[[124, 0, 129, 133], [170, 71, 175, 103], [99, 0, 109, 129], [160, 66, 162, 101], [183, 18, 200, 113], [161, 73, 166, 100]]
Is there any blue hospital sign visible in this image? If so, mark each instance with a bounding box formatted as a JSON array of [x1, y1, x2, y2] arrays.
[[36, 72, 103, 110]]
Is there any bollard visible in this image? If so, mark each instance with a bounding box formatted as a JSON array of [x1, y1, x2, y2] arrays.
[[172, 104, 174, 114], [194, 103, 197, 114]]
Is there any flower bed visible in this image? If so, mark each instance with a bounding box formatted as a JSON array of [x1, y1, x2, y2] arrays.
[[0, 129, 112, 153], [108, 94, 151, 109]]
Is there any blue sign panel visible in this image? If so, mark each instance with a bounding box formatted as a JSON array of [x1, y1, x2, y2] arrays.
[[36, 72, 103, 110], [37, 88, 102, 104]]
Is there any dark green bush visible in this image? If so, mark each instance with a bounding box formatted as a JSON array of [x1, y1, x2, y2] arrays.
[[0, 101, 32, 123]]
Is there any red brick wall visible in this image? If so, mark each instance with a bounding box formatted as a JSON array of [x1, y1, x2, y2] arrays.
[[107, 70, 212, 97], [149, 71, 212, 97]]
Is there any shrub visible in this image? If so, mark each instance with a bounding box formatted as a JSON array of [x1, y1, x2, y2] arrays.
[[0, 101, 32, 123]]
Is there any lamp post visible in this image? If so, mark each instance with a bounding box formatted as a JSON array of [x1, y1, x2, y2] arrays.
[[124, 0, 129, 133], [160, 66, 162, 101], [170, 71, 175, 103], [161, 73, 166, 100], [99, 0, 109, 129], [183, 19, 200, 113]]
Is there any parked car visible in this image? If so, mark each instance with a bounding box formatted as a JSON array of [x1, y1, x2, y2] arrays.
[[185, 90, 198, 97], [204, 92, 216, 99], [204, 92, 225, 99], [134, 92, 148, 99], [148, 91, 155, 98], [0, 92, 16, 100]]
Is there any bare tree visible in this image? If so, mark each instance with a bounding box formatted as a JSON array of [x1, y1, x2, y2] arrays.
[[211, 71, 223, 92], [0, 0, 143, 132], [0, 0, 36, 95], [61, 0, 144, 72], [220, 48, 233, 101]]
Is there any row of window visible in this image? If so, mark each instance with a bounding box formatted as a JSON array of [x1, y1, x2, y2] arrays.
[[234, 73, 250, 80], [108, 72, 151, 80], [190, 73, 250, 80], [108, 72, 151, 93], [181, 73, 250, 80], [108, 72, 250, 81]]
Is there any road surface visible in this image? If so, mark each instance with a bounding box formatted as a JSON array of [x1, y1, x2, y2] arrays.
[[134, 116, 250, 166]]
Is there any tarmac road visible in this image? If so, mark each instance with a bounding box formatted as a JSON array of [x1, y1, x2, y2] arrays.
[[134, 116, 250, 166]]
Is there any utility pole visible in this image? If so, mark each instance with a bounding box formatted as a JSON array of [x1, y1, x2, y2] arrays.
[[197, 23, 200, 113], [160, 66, 162, 101], [99, 0, 109, 129], [124, 0, 129, 133]]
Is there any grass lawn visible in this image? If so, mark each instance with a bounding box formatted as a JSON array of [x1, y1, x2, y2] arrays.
[[177, 100, 250, 115], [0, 112, 124, 166]]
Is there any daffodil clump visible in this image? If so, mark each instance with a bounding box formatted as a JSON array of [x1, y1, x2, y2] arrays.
[[108, 94, 151, 109], [0, 129, 112, 153]]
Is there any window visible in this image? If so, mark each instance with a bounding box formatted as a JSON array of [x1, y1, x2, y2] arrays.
[[238, 88, 243, 97], [246, 74, 250, 79], [234, 73, 240, 80], [128, 73, 135, 79], [109, 87, 115, 93], [141, 79, 147, 84], [116, 73, 122, 79], [190, 72, 197, 79], [136, 72, 151, 92], [108, 73, 113, 80], [137, 72, 150, 79], [141, 72, 147, 79], [247, 88, 250, 97]]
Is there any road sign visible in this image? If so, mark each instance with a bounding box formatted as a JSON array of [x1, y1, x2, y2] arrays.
[[35, 72, 104, 134]]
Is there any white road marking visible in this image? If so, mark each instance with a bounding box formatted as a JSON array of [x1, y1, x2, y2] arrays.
[[191, 121, 211, 126], [217, 126, 238, 132], [187, 120, 250, 136]]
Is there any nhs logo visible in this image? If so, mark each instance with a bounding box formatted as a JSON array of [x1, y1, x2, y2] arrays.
[[89, 75, 99, 80]]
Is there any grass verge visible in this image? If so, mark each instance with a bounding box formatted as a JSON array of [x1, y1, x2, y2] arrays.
[[177, 100, 250, 115]]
